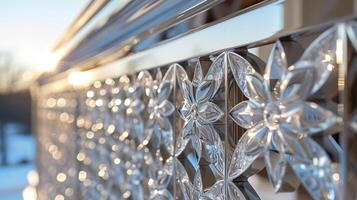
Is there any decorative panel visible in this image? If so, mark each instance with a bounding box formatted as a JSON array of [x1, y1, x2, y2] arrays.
[[35, 23, 357, 200], [37, 91, 78, 200], [174, 56, 226, 199]]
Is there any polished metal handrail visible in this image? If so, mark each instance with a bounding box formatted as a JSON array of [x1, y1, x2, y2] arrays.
[[38, 0, 356, 94], [52, 0, 111, 51]]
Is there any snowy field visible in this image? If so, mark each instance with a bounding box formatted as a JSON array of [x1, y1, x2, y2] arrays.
[[0, 164, 34, 200], [0, 127, 35, 200]]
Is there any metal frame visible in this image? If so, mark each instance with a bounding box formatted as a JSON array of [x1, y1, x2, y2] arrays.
[[33, 0, 357, 200], [39, 0, 277, 92], [37, 0, 356, 93]]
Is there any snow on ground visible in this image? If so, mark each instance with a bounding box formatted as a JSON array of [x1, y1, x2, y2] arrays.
[[0, 163, 34, 200], [6, 132, 35, 165], [0, 125, 36, 200]]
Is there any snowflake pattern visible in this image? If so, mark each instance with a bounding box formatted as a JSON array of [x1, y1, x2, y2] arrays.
[[176, 56, 225, 166], [37, 23, 352, 200], [228, 26, 340, 200], [144, 67, 175, 154]]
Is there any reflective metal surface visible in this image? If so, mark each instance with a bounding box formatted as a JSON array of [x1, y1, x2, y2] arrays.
[[33, 0, 357, 200], [52, 0, 111, 51], [39, 0, 356, 93]]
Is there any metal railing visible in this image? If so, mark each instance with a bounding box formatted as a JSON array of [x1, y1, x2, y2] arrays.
[[33, 0, 357, 200]]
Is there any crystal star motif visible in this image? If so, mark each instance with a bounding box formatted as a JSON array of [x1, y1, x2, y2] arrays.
[[175, 55, 225, 164], [120, 75, 146, 143], [229, 26, 339, 199], [147, 153, 174, 200], [174, 158, 226, 200], [174, 158, 191, 200], [113, 141, 145, 200], [109, 76, 129, 133], [189, 149, 253, 200], [190, 170, 225, 200], [175, 157, 249, 200], [144, 67, 175, 154], [198, 131, 255, 200]]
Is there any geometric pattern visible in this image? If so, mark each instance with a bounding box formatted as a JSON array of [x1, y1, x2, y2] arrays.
[[35, 24, 357, 200]]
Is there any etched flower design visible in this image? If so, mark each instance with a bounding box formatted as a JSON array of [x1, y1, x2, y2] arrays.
[[176, 56, 225, 163], [174, 158, 191, 200], [117, 75, 146, 143], [125, 152, 145, 200], [174, 156, 249, 200], [112, 141, 145, 200], [110, 76, 129, 133], [144, 67, 175, 154], [147, 154, 174, 200], [195, 133, 257, 200], [195, 164, 250, 200], [174, 159, 226, 200], [229, 26, 339, 199], [190, 170, 225, 200]]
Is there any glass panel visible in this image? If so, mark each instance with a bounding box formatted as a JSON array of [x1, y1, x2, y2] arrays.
[[174, 56, 226, 199], [37, 92, 78, 200], [35, 20, 356, 200]]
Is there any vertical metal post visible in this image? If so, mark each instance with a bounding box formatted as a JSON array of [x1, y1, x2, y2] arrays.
[[343, 23, 357, 200]]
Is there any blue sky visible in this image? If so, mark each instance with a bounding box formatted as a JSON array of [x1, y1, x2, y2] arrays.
[[0, 0, 88, 70]]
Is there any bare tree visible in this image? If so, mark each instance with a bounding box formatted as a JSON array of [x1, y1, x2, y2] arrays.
[[0, 52, 30, 93]]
